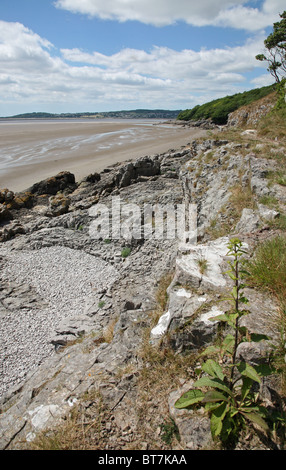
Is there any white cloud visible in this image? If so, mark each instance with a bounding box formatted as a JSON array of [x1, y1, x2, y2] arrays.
[[0, 20, 271, 115], [251, 73, 275, 87], [214, 0, 285, 31], [61, 35, 265, 83], [54, 0, 285, 30], [0, 21, 53, 69]]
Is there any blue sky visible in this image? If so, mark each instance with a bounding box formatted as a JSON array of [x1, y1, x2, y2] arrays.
[[0, 0, 284, 115]]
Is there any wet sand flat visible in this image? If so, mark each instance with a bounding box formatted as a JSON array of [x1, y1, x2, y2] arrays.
[[0, 119, 207, 192]]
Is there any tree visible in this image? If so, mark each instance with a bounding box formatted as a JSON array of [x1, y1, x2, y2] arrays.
[[256, 11, 286, 83]]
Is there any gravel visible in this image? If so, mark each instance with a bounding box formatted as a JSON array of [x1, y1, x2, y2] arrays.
[[0, 245, 119, 398]]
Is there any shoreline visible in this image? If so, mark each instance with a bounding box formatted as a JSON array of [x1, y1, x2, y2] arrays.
[[0, 120, 207, 192]]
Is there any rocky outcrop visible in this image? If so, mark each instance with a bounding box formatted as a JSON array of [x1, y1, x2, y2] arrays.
[[227, 93, 276, 128], [0, 134, 285, 450], [29, 171, 76, 196], [173, 119, 218, 130]]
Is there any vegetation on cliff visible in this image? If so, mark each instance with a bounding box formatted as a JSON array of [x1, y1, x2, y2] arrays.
[[177, 84, 277, 125], [178, 12, 285, 126]]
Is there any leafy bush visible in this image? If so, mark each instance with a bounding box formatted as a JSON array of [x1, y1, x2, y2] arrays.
[[177, 84, 276, 125]]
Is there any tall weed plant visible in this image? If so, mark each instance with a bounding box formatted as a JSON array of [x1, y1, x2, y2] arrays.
[[175, 238, 285, 448]]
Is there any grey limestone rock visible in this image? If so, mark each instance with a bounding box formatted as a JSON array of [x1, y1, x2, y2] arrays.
[[0, 139, 283, 450]]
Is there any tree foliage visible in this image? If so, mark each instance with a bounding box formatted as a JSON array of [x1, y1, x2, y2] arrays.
[[177, 85, 276, 124], [256, 11, 286, 83]]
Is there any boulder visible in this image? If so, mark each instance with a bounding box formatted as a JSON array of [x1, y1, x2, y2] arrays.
[[133, 155, 161, 177], [81, 172, 101, 184], [0, 222, 25, 242], [48, 194, 70, 217], [258, 203, 279, 221], [0, 188, 14, 204], [169, 380, 212, 450], [0, 203, 12, 222], [115, 156, 161, 188], [174, 237, 232, 291], [29, 171, 76, 196], [235, 208, 261, 233]]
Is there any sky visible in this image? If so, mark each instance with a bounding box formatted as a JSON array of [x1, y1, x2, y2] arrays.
[[0, 0, 284, 116]]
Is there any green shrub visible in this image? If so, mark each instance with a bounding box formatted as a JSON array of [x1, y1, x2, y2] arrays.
[[177, 85, 276, 125]]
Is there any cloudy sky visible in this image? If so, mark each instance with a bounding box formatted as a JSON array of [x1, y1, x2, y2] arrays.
[[0, 0, 284, 116]]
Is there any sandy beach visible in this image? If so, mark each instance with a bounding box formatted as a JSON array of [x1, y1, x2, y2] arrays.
[[0, 119, 206, 192]]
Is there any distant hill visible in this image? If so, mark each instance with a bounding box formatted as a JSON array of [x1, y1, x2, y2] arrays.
[[4, 109, 181, 120], [177, 84, 277, 125]]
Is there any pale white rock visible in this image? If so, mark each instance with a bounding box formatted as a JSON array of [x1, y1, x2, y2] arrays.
[[176, 288, 192, 298], [258, 203, 279, 221], [199, 305, 224, 325], [28, 404, 62, 431], [176, 237, 232, 288], [150, 310, 171, 339], [235, 208, 260, 233]]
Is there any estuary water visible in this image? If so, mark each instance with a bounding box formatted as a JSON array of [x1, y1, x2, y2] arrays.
[[0, 119, 205, 192]]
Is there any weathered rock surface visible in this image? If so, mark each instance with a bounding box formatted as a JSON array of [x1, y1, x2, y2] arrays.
[[227, 93, 276, 128], [29, 171, 76, 196], [0, 132, 285, 450]]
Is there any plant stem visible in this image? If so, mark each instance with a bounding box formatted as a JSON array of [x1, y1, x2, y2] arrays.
[[231, 246, 240, 388]]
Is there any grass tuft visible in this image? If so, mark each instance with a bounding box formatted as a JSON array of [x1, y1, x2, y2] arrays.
[[247, 235, 286, 302]]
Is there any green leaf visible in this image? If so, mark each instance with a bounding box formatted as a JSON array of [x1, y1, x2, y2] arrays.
[[210, 402, 228, 437], [238, 325, 248, 336], [204, 401, 223, 412], [232, 286, 238, 299], [240, 269, 250, 277], [227, 312, 240, 327], [194, 376, 233, 396], [194, 367, 203, 376], [210, 312, 238, 327], [226, 271, 238, 281], [240, 410, 269, 432], [199, 345, 220, 357], [237, 362, 261, 383], [202, 359, 225, 380], [209, 313, 229, 323], [250, 333, 270, 342], [238, 296, 249, 304], [240, 377, 253, 402], [222, 334, 235, 354], [202, 390, 228, 403], [255, 363, 275, 377], [174, 389, 205, 409]]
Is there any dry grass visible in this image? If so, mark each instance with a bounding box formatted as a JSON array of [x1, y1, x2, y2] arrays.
[[257, 107, 286, 142], [247, 234, 286, 394], [103, 316, 119, 344], [127, 270, 198, 448], [229, 182, 256, 219], [28, 390, 107, 450], [133, 330, 196, 448]]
